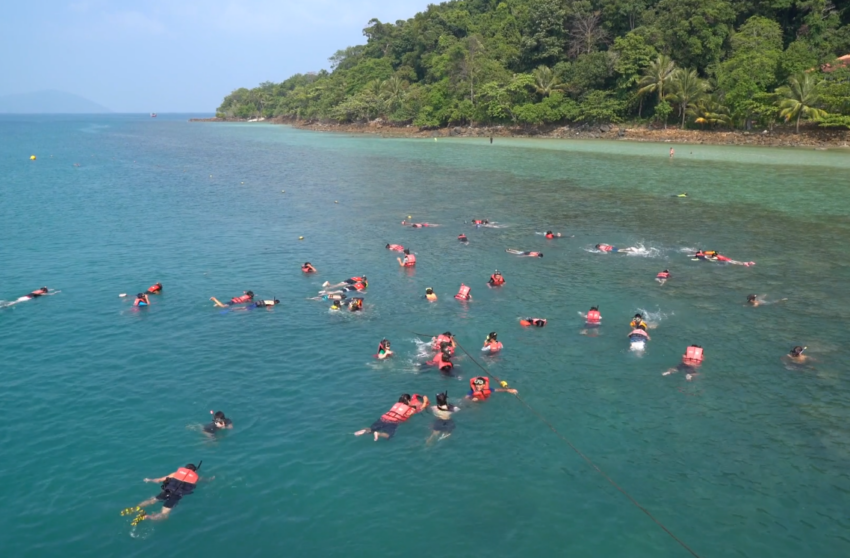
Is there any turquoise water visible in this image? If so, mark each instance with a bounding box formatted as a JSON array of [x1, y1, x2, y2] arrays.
[[1, 115, 849, 558]]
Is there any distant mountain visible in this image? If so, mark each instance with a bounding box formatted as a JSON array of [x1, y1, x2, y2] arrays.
[[0, 90, 111, 113]]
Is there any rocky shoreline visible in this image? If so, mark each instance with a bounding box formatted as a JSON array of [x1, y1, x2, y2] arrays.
[[189, 117, 850, 149]]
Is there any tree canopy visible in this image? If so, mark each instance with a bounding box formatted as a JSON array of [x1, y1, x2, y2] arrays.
[[218, 0, 850, 130]]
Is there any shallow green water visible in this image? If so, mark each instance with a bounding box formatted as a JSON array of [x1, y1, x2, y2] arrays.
[[1, 115, 848, 557]]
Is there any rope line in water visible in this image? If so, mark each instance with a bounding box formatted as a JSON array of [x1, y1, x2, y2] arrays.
[[412, 331, 703, 558]]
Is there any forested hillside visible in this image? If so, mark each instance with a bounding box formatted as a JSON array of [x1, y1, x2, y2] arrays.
[[217, 0, 850, 131]]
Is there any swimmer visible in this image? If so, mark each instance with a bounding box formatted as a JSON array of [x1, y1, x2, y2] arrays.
[[630, 313, 648, 330], [348, 297, 364, 312], [520, 318, 547, 327], [354, 394, 430, 441], [656, 270, 670, 284], [482, 332, 503, 353], [386, 243, 405, 252], [301, 262, 317, 273], [669, 147, 675, 158], [377, 339, 393, 359], [584, 306, 602, 327], [425, 287, 438, 302], [121, 463, 209, 522], [488, 270, 506, 286], [18, 287, 50, 300], [663, 344, 703, 377], [786, 346, 808, 364], [204, 411, 233, 435], [330, 299, 342, 311], [424, 350, 454, 375], [397, 248, 416, 267], [746, 294, 759, 307], [471, 219, 489, 226], [544, 231, 563, 239], [595, 244, 638, 254], [322, 277, 368, 291], [454, 284, 472, 301], [466, 377, 517, 401], [134, 293, 151, 307], [505, 249, 543, 258], [401, 221, 438, 228], [210, 291, 254, 307], [427, 391, 459, 444], [431, 332, 456, 354], [308, 292, 347, 302], [146, 282, 163, 294], [458, 234, 468, 242]]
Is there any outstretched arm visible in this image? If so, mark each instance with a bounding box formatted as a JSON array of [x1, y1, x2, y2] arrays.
[[210, 297, 227, 308]]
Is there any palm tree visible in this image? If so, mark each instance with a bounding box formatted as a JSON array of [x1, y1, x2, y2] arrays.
[[667, 68, 709, 129], [382, 76, 407, 115], [637, 55, 676, 105], [532, 65, 565, 97], [687, 95, 731, 128], [777, 73, 827, 133]]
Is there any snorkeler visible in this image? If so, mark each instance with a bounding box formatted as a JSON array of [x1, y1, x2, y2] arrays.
[[301, 262, 317, 273], [209, 291, 254, 307], [746, 294, 759, 307], [146, 282, 163, 294], [427, 391, 460, 444], [376, 339, 393, 359], [308, 292, 347, 302], [134, 293, 151, 307], [693, 250, 754, 266], [595, 244, 638, 254], [663, 345, 703, 379], [322, 277, 368, 291], [466, 377, 517, 401], [630, 313, 648, 330], [354, 394, 430, 441], [18, 287, 50, 300], [330, 299, 342, 311], [458, 234, 468, 242], [401, 221, 438, 228], [656, 270, 670, 284], [520, 318, 547, 327], [505, 249, 543, 258], [424, 350, 454, 374], [348, 297, 364, 312], [471, 219, 489, 226], [544, 231, 563, 239], [585, 306, 602, 327], [786, 346, 808, 364], [454, 284, 472, 300], [252, 298, 280, 308], [397, 249, 416, 267], [385, 243, 405, 252], [482, 332, 503, 353], [488, 271, 505, 286], [120, 463, 208, 523], [204, 410, 233, 434], [425, 287, 437, 302], [431, 332, 456, 354]]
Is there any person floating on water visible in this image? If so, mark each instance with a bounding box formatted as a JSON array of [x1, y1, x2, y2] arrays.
[[424, 349, 454, 375], [385, 244, 404, 252], [120, 463, 209, 524], [746, 294, 760, 307], [520, 318, 547, 327], [482, 332, 503, 353], [544, 231, 564, 239], [354, 393, 430, 441], [308, 292, 347, 302], [209, 291, 254, 307], [506, 249, 543, 258], [595, 244, 639, 254], [18, 287, 51, 301], [376, 339, 393, 359], [471, 219, 489, 226], [401, 221, 438, 228], [431, 332, 456, 355], [427, 391, 460, 444], [693, 250, 754, 266], [656, 270, 670, 284], [301, 262, 317, 273], [488, 270, 505, 286], [458, 233, 468, 243], [663, 344, 703, 380], [455, 284, 472, 301], [466, 377, 517, 401], [134, 293, 151, 307], [397, 249, 416, 267], [630, 313, 648, 330], [322, 277, 367, 291], [425, 287, 437, 302], [785, 346, 808, 364], [146, 282, 163, 294], [585, 306, 602, 328], [204, 411, 233, 435], [348, 297, 364, 312]]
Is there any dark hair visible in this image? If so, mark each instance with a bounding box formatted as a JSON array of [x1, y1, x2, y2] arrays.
[[634, 313, 642, 319], [304, 262, 311, 266], [591, 306, 599, 311], [399, 394, 412, 404], [443, 331, 452, 337], [747, 294, 757, 301], [425, 287, 433, 294], [473, 377, 486, 385], [137, 293, 144, 298], [403, 249, 410, 254], [246, 291, 254, 297], [546, 231, 553, 234], [436, 391, 449, 407], [184, 464, 197, 471], [791, 346, 804, 355], [213, 411, 226, 420]]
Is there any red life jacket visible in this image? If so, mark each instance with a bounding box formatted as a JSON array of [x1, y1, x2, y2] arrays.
[[545, 233, 554, 239], [147, 284, 162, 294], [381, 402, 416, 423], [715, 254, 731, 262], [387, 244, 404, 251], [301, 265, 315, 273], [352, 282, 366, 291], [683, 346, 704, 365], [403, 254, 416, 266], [170, 467, 199, 484], [598, 244, 613, 252], [586, 310, 601, 324], [231, 294, 252, 304], [428, 353, 452, 370], [350, 277, 365, 283], [455, 284, 471, 300], [656, 271, 669, 279], [469, 377, 492, 401], [489, 274, 505, 286], [472, 220, 483, 225], [629, 329, 648, 338], [486, 341, 503, 353], [431, 335, 450, 351]]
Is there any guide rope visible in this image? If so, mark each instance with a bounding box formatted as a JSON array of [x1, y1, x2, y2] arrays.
[[411, 331, 703, 558]]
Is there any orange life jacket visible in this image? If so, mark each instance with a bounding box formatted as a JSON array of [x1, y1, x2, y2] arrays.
[[231, 294, 252, 304], [387, 244, 404, 251], [489, 274, 505, 286], [302, 265, 315, 273], [586, 310, 601, 324], [455, 284, 471, 300], [403, 254, 416, 266], [521, 318, 546, 327], [428, 353, 453, 371], [469, 377, 492, 401], [350, 277, 365, 283], [656, 271, 669, 279], [381, 401, 416, 423], [683, 346, 704, 365], [545, 233, 554, 239], [352, 282, 366, 291], [170, 467, 199, 484], [147, 284, 162, 294], [486, 341, 503, 353]]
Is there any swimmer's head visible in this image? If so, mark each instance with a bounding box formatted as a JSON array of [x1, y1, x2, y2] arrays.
[[494, 270, 501, 276], [273, 299, 280, 305], [747, 294, 757, 302], [136, 293, 145, 298], [662, 270, 669, 273], [595, 244, 602, 249], [633, 313, 642, 319], [380, 338, 390, 349], [486, 331, 497, 341], [790, 346, 806, 356], [546, 231, 553, 235], [443, 331, 453, 338], [537, 253, 543, 257], [184, 463, 198, 472], [590, 306, 599, 312], [473, 377, 486, 386], [399, 394, 412, 404], [425, 287, 434, 295], [436, 391, 449, 408], [246, 291, 254, 297]]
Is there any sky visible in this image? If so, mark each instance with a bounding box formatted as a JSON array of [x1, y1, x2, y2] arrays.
[[0, 1, 430, 112]]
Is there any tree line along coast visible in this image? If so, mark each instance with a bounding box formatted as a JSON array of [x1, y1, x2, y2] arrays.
[[211, 0, 850, 144]]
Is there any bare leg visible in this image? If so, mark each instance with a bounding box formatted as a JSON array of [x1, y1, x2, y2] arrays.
[[426, 431, 438, 445], [144, 507, 172, 521], [136, 497, 158, 508], [322, 282, 347, 290], [354, 428, 371, 436], [210, 297, 228, 308]]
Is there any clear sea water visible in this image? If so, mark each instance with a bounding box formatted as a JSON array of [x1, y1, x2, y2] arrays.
[[1, 114, 849, 558]]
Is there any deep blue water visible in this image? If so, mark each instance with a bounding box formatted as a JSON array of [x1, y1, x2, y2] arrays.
[[1, 114, 848, 558]]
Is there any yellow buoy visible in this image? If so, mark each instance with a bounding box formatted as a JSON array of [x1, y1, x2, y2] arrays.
[[407, 215, 412, 219], [30, 155, 36, 160], [299, 236, 304, 240], [500, 381, 509, 388]]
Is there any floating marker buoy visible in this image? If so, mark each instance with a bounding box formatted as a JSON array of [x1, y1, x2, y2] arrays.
[[407, 215, 412, 219], [241, 182, 244, 184], [281, 190, 285, 193], [334, 200, 338, 204], [500, 381, 509, 388], [119, 293, 127, 298], [30, 155, 36, 160], [299, 236, 304, 240]]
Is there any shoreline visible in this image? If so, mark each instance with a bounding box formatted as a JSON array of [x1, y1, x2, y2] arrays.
[[189, 117, 850, 149]]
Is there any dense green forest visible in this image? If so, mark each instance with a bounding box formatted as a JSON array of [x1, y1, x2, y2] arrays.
[[217, 0, 850, 130]]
